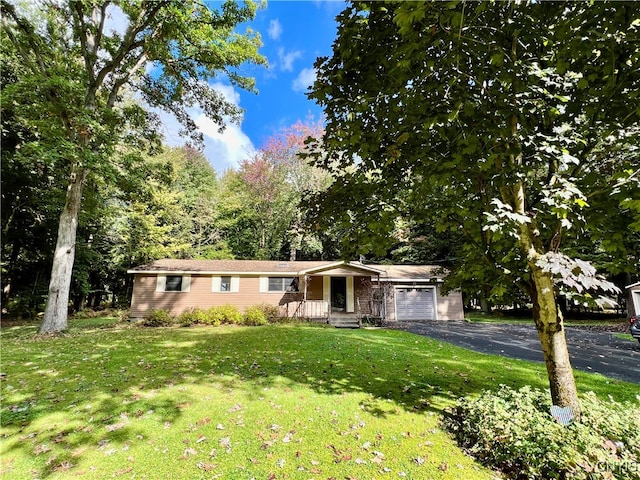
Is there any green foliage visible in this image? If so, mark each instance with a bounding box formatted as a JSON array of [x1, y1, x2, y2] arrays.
[[308, 0, 640, 294], [141, 309, 174, 327], [207, 305, 242, 325], [242, 306, 268, 326], [215, 119, 331, 261], [175, 305, 281, 327], [176, 307, 210, 327], [1, 0, 265, 332], [444, 386, 640, 479]]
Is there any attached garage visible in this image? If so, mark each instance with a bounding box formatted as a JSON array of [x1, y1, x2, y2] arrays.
[[395, 287, 436, 321]]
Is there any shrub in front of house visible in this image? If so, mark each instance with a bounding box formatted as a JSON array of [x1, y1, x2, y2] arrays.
[[253, 303, 282, 323], [242, 306, 268, 326], [443, 385, 640, 480], [200, 307, 221, 326], [207, 305, 242, 325], [177, 307, 209, 326], [141, 309, 174, 327]]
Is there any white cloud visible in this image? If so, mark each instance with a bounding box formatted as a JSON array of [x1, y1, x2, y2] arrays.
[[267, 19, 282, 40], [194, 113, 255, 171], [292, 67, 317, 92], [278, 47, 303, 72], [210, 82, 241, 106], [154, 82, 255, 172]]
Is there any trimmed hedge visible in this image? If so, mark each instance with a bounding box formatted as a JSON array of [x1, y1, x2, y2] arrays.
[[177, 307, 210, 326], [242, 306, 268, 326], [142, 304, 293, 328], [443, 385, 640, 480]]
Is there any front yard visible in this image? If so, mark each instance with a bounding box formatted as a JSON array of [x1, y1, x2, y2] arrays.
[[1, 319, 637, 479]]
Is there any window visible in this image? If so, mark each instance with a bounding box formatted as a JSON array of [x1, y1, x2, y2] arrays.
[[165, 275, 183, 292], [156, 274, 190, 292], [268, 277, 298, 292], [212, 276, 238, 293]]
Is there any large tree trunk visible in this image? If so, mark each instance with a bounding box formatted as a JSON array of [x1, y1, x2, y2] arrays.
[[529, 264, 580, 413], [40, 166, 89, 333], [509, 172, 580, 413], [516, 216, 581, 413]]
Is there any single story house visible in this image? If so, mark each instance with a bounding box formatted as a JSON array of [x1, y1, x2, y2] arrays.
[[127, 259, 464, 325], [628, 281, 640, 318]]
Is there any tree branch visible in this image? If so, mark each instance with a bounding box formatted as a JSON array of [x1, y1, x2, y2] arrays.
[[107, 51, 148, 109], [87, 1, 163, 107]]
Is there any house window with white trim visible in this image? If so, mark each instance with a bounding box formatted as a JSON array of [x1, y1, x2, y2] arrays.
[[268, 277, 298, 292], [165, 275, 183, 292], [156, 274, 191, 292], [212, 276, 239, 293]]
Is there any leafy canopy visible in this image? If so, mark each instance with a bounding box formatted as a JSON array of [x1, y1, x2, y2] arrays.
[[307, 1, 639, 302]]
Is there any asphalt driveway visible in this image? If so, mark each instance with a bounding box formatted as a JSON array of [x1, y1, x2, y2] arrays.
[[397, 321, 640, 384]]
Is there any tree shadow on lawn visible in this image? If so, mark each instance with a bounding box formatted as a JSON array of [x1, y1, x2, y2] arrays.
[[1, 324, 633, 477]]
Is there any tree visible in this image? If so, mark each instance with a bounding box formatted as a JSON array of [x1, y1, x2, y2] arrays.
[[260, 119, 330, 260], [1, 0, 265, 332], [214, 120, 330, 261], [307, 1, 639, 412], [217, 156, 296, 259]]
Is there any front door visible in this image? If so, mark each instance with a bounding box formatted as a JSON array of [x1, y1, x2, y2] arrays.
[[331, 277, 347, 312]]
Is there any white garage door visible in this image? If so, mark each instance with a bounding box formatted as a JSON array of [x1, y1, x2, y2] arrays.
[[396, 287, 435, 321]]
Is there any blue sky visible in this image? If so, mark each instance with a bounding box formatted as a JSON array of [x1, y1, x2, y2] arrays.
[[161, 1, 344, 174]]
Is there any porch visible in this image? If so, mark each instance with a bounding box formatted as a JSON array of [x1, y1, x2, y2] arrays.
[[280, 296, 385, 328], [274, 262, 388, 328]]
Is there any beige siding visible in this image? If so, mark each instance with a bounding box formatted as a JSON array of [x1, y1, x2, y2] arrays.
[[384, 287, 397, 322], [131, 274, 303, 318], [436, 286, 464, 320]]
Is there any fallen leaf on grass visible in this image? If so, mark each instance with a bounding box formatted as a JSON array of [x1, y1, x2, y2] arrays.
[[181, 448, 197, 459], [219, 436, 231, 452], [196, 462, 217, 472], [33, 444, 51, 455], [106, 422, 127, 432], [53, 461, 74, 473]]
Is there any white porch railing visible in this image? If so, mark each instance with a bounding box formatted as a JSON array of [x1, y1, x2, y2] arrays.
[[280, 300, 329, 320]]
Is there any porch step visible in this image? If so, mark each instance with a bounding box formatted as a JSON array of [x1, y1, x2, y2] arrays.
[[330, 317, 361, 329]]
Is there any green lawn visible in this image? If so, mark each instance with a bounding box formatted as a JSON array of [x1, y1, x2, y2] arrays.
[[1, 319, 637, 479], [465, 310, 628, 327]]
